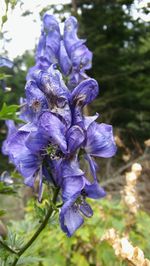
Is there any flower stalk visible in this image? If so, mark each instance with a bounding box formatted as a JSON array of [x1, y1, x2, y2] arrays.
[[10, 187, 59, 266], [0, 239, 18, 255]]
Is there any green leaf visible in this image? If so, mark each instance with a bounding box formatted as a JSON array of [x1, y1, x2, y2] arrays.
[[16, 256, 44, 265], [0, 103, 24, 123], [0, 210, 6, 217], [71, 253, 89, 266], [0, 183, 17, 195], [0, 73, 12, 79]]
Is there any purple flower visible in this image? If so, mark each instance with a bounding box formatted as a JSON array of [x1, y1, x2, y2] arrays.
[[84, 122, 117, 158], [26, 65, 72, 127], [64, 16, 93, 87], [71, 78, 99, 126], [60, 171, 106, 236], [58, 41, 71, 76], [64, 16, 85, 57], [2, 13, 117, 237], [5, 111, 84, 200], [27, 14, 92, 87], [82, 121, 117, 182], [27, 15, 61, 80]]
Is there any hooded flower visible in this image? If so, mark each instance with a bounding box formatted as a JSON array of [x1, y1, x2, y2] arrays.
[[64, 16, 93, 88], [2, 13, 117, 237], [5, 110, 85, 200], [83, 121, 117, 181], [60, 167, 106, 236], [71, 78, 99, 127], [27, 14, 92, 87]]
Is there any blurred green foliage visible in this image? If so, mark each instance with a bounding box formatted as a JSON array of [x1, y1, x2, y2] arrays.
[[0, 197, 150, 265]]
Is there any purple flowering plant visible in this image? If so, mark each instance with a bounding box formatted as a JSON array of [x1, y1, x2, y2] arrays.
[[1, 13, 116, 265]]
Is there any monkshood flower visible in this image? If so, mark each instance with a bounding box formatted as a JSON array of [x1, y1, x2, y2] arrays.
[[27, 14, 92, 88], [2, 13, 117, 237], [60, 173, 106, 237], [2, 63, 116, 235], [64, 16, 92, 88], [5, 111, 84, 201], [5, 108, 116, 235], [24, 65, 72, 126]]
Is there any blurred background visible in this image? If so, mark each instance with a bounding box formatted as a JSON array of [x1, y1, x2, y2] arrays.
[[0, 1, 150, 265]]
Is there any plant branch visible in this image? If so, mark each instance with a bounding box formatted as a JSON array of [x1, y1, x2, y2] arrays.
[[11, 187, 60, 266], [0, 239, 18, 255]]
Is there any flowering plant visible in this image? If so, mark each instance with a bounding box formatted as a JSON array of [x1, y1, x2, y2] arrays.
[[1, 13, 116, 265], [3, 14, 117, 236]]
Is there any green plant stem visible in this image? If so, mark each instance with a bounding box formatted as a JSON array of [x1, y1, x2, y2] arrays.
[[11, 187, 60, 266], [0, 239, 18, 255]]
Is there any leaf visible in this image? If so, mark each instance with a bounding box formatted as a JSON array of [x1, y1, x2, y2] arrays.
[[0, 183, 17, 195], [0, 73, 12, 79], [71, 253, 89, 266], [0, 210, 6, 217], [0, 103, 24, 123], [16, 256, 44, 265]]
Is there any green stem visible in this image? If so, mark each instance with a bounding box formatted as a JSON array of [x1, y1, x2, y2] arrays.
[[11, 187, 60, 266], [0, 239, 18, 255]]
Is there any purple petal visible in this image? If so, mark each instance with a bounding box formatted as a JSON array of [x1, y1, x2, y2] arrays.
[[25, 80, 48, 112], [35, 31, 46, 60], [79, 201, 93, 217], [7, 131, 29, 160], [8, 131, 41, 184], [67, 125, 85, 153], [39, 112, 67, 153], [27, 57, 50, 80], [61, 158, 84, 178], [32, 66, 71, 126], [42, 165, 53, 183], [85, 122, 117, 158], [85, 182, 106, 199], [43, 14, 61, 56], [62, 206, 84, 237], [38, 166, 43, 203], [59, 40, 71, 76], [84, 113, 99, 130], [19, 101, 35, 123], [60, 194, 84, 237], [84, 154, 98, 181], [67, 70, 81, 89], [16, 151, 40, 180], [71, 44, 92, 71], [25, 131, 49, 153], [71, 78, 99, 107], [62, 175, 85, 201], [72, 105, 83, 127], [18, 122, 37, 132], [64, 16, 85, 57]]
